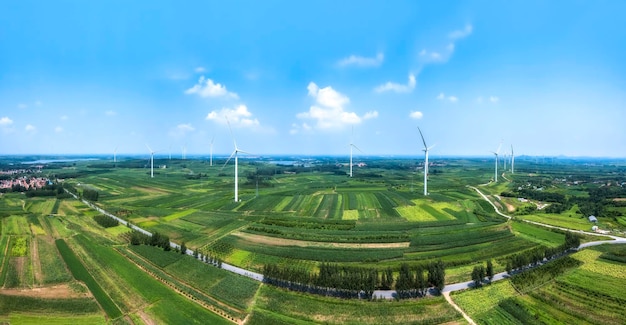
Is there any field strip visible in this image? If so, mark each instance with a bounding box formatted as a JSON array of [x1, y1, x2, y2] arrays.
[[233, 232, 411, 249], [163, 209, 198, 222], [443, 292, 476, 325], [118, 248, 242, 324], [0, 283, 91, 299]]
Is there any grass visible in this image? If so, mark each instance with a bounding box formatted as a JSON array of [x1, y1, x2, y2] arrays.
[[0, 295, 101, 316], [37, 237, 72, 284], [7, 313, 106, 325], [451, 280, 518, 317], [55, 239, 123, 319], [510, 221, 564, 247], [253, 284, 461, 324]]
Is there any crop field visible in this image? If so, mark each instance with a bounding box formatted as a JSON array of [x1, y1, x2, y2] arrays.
[[251, 285, 462, 324], [2, 156, 625, 323]]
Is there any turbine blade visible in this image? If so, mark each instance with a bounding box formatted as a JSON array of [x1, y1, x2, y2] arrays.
[[428, 144, 436, 151], [221, 150, 237, 170], [146, 144, 153, 153], [225, 117, 237, 149], [496, 141, 502, 154], [417, 127, 428, 149], [351, 144, 364, 153]]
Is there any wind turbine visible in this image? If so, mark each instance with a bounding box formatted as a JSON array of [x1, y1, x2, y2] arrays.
[[349, 126, 363, 178], [491, 142, 502, 182], [511, 145, 515, 174], [113, 146, 118, 163], [417, 127, 434, 196], [210, 137, 214, 167], [222, 119, 249, 202], [146, 144, 156, 178]]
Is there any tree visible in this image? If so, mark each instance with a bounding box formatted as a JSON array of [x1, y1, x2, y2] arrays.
[[505, 261, 512, 274], [428, 260, 445, 292], [180, 242, 187, 255], [471, 265, 485, 288], [486, 260, 494, 281]]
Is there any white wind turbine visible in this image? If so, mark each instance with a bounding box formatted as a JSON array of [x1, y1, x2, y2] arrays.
[[146, 144, 157, 178], [511, 145, 515, 174], [113, 146, 118, 163], [491, 142, 502, 182], [210, 137, 214, 167], [418, 127, 435, 196], [349, 126, 363, 178], [222, 119, 249, 202]]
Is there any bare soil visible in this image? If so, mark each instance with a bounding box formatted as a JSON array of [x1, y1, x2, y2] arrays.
[[234, 232, 411, 249], [1, 283, 91, 299], [137, 310, 158, 325]]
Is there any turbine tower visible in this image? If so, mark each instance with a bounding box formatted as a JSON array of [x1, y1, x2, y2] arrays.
[[210, 137, 214, 167], [491, 142, 502, 182], [349, 127, 362, 178], [417, 127, 434, 196], [511, 145, 515, 174], [146, 144, 156, 178], [113, 146, 118, 163], [222, 119, 249, 202]]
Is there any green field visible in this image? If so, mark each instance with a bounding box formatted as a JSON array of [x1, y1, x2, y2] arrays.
[[1, 155, 625, 323]]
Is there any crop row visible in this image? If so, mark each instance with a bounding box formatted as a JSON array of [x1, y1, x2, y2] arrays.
[[55, 239, 123, 319]]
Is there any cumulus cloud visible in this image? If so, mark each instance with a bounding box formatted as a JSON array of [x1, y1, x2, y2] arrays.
[[489, 96, 500, 103], [206, 104, 260, 128], [363, 111, 379, 120], [0, 117, 13, 126], [105, 110, 117, 116], [448, 24, 473, 40], [54, 126, 63, 133], [296, 82, 377, 130], [194, 66, 206, 73], [60, 115, 69, 120], [185, 76, 239, 99], [25, 124, 36, 132], [337, 53, 384, 68], [409, 111, 423, 119], [437, 93, 458, 103], [374, 73, 416, 93], [419, 24, 473, 64], [169, 123, 195, 137]]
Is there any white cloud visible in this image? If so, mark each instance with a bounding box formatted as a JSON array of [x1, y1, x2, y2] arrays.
[[409, 111, 423, 119], [54, 126, 63, 133], [374, 73, 416, 93], [337, 53, 384, 68], [297, 82, 376, 130], [185, 76, 239, 99], [448, 24, 473, 40], [419, 24, 473, 64], [169, 123, 195, 137], [60, 115, 69, 120], [34, 100, 42, 106], [363, 111, 379, 120], [25, 124, 36, 132], [0, 117, 13, 126], [17, 103, 27, 109], [436, 93, 458, 103], [195, 66, 206, 73], [206, 104, 260, 128], [489, 96, 500, 103], [105, 110, 117, 116]]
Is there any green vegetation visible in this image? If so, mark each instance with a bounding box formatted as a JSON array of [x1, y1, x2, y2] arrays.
[[55, 239, 123, 319]]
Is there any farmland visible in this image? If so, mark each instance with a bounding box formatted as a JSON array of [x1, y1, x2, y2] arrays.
[[0, 155, 625, 323]]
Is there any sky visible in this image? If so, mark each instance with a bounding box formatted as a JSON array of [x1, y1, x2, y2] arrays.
[[1, 0, 625, 157]]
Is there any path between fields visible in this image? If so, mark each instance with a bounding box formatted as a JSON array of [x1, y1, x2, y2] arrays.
[[443, 292, 476, 325], [67, 187, 626, 303], [233, 231, 411, 249]]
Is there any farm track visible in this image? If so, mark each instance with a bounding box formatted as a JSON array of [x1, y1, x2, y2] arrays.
[[233, 231, 411, 249], [118, 248, 242, 324]]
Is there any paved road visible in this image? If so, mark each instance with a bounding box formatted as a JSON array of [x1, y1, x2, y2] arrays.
[[68, 186, 625, 298]]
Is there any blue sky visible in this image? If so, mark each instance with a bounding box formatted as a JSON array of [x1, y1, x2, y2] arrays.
[[1, 0, 625, 157]]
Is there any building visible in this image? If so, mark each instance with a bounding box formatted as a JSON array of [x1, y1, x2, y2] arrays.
[[588, 215, 598, 223]]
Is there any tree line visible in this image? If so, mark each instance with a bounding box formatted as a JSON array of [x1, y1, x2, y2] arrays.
[[504, 232, 580, 274], [262, 260, 445, 299]]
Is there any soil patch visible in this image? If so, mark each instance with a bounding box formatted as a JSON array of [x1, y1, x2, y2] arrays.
[[234, 232, 410, 249], [137, 310, 158, 325], [31, 238, 43, 285], [1, 283, 91, 299]]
